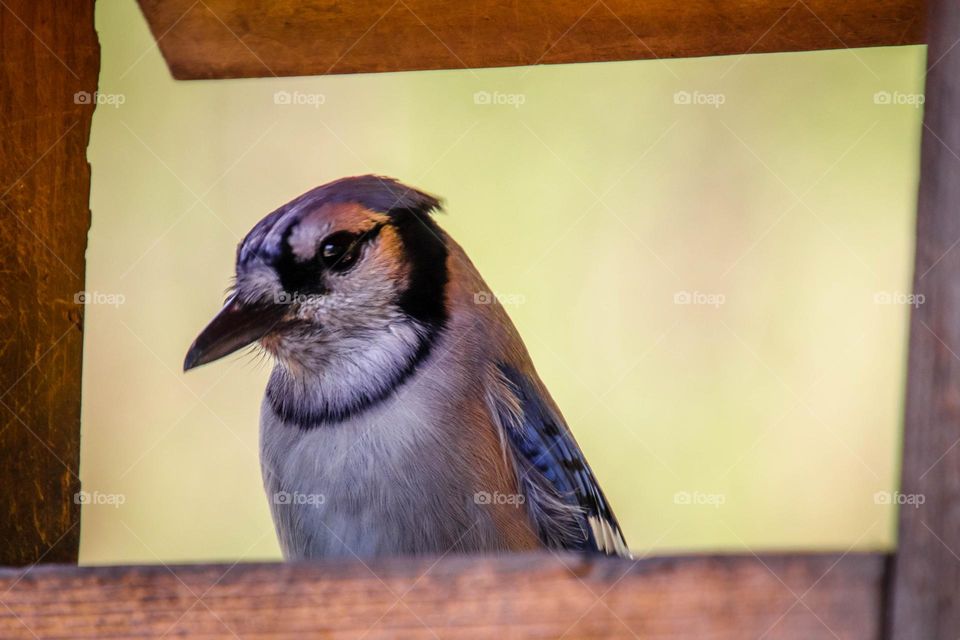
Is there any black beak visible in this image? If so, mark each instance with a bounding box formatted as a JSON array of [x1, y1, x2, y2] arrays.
[[183, 295, 287, 372]]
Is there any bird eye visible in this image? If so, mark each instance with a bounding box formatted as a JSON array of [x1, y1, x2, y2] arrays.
[[319, 231, 360, 272]]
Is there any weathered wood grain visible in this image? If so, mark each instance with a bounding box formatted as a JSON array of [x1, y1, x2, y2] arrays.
[[136, 0, 924, 80], [888, 0, 960, 638], [0, 552, 884, 639], [0, 1, 98, 564]]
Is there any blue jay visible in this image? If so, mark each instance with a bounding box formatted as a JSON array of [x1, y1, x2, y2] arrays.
[[184, 176, 629, 559]]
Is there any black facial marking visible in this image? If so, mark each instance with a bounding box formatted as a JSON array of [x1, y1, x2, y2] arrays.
[[389, 207, 449, 329], [274, 223, 326, 296], [273, 222, 386, 296]]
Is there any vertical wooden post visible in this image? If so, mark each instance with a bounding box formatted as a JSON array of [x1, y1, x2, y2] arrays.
[[889, 0, 960, 637], [0, 1, 98, 564]]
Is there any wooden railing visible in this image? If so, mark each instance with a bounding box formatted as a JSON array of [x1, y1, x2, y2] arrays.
[[2, 0, 955, 637], [0, 553, 885, 638]]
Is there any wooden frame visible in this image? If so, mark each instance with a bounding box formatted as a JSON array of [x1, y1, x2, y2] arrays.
[[0, 0, 98, 567], [0, 553, 884, 638], [0, 0, 951, 637], [136, 0, 924, 79]]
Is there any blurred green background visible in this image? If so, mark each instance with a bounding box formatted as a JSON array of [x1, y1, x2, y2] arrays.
[[80, 0, 925, 564]]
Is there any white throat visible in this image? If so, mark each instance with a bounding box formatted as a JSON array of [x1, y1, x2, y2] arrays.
[[265, 319, 436, 427]]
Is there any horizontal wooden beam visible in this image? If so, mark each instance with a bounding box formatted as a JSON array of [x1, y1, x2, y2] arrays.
[[0, 552, 885, 638], [137, 0, 924, 80]]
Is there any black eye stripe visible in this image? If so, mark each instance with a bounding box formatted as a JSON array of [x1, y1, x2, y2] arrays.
[[275, 222, 387, 292]]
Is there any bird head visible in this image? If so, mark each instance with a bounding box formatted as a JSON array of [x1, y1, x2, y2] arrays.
[[183, 176, 449, 410]]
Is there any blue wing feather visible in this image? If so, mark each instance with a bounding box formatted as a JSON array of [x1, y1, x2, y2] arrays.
[[496, 363, 630, 557]]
